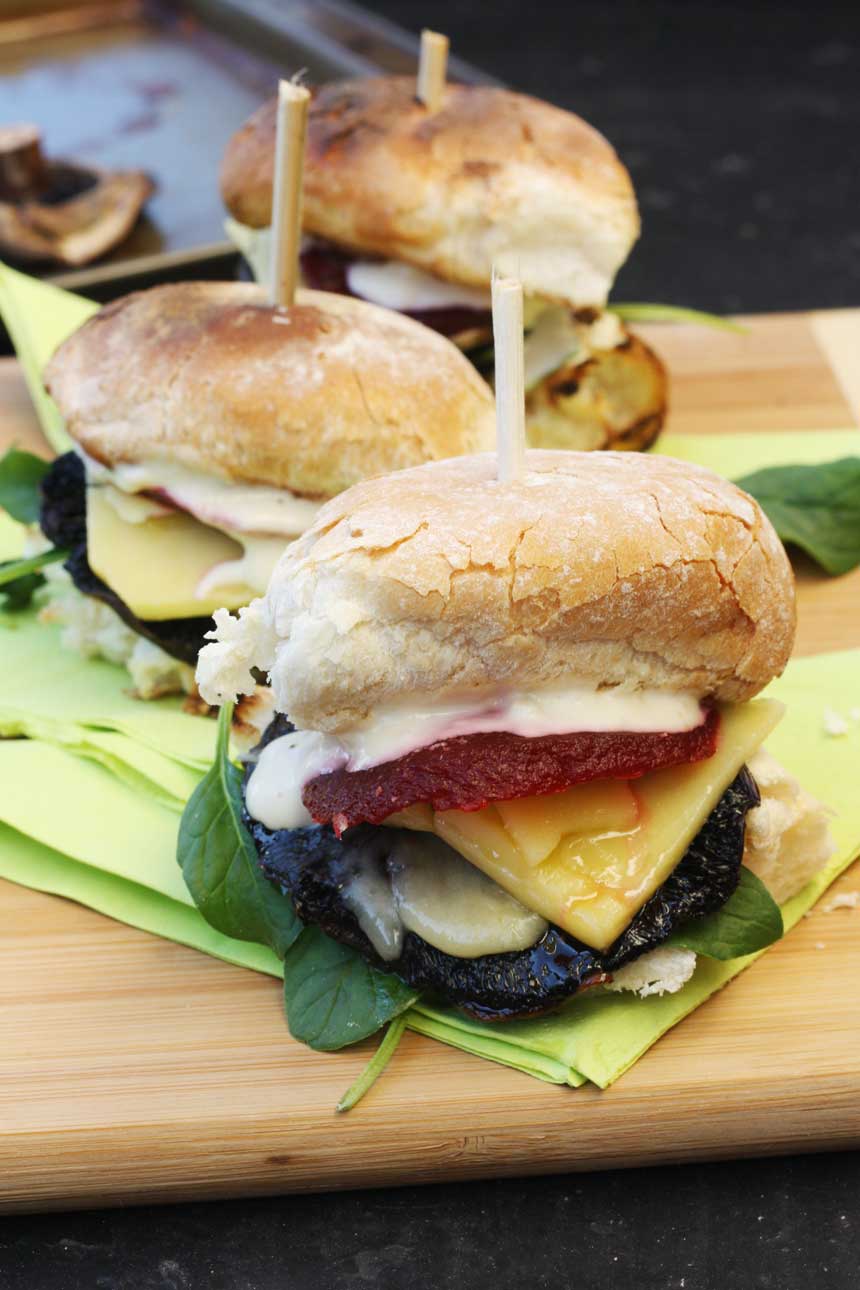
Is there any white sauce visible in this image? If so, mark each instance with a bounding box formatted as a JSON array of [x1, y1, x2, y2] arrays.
[[81, 452, 320, 539], [337, 683, 704, 772], [345, 259, 492, 314], [245, 683, 704, 837], [100, 483, 173, 524], [245, 730, 347, 830], [195, 534, 290, 598]]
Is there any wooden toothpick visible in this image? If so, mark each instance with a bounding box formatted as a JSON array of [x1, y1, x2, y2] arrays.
[[270, 78, 310, 308], [416, 29, 449, 112], [492, 274, 526, 483]]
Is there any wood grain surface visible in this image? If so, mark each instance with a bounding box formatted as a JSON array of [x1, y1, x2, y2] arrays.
[[1, 312, 859, 1213]]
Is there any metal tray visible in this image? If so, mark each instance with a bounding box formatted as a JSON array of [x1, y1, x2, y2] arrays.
[[0, 0, 494, 303]]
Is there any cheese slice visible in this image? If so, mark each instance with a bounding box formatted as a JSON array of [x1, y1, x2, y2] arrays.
[[496, 780, 639, 867], [390, 699, 783, 952], [86, 487, 257, 620]]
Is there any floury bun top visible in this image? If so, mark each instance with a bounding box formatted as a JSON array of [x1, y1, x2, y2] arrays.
[[197, 450, 796, 730], [220, 78, 639, 309], [45, 281, 496, 500]]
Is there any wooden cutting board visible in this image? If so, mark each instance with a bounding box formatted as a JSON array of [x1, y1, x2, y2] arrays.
[[1, 311, 859, 1214]]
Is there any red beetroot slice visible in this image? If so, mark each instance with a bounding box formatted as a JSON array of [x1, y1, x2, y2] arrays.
[[303, 706, 720, 836]]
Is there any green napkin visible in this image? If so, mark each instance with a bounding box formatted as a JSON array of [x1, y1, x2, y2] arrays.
[[0, 649, 857, 1089], [0, 612, 217, 771], [656, 428, 859, 472], [0, 262, 98, 453], [0, 821, 281, 977], [0, 711, 197, 811]]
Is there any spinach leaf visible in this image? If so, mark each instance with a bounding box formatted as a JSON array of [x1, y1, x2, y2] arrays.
[[336, 1016, 409, 1113], [283, 926, 417, 1052], [177, 702, 302, 958], [1, 571, 45, 611], [668, 867, 783, 960], [609, 303, 746, 333], [0, 448, 50, 524], [0, 547, 68, 587], [735, 458, 860, 576], [0, 548, 69, 609]]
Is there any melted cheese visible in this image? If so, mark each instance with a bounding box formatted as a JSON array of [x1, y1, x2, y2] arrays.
[[389, 833, 547, 957], [340, 832, 547, 961], [86, 488, 258, 620], [390, 700, 784, 952]]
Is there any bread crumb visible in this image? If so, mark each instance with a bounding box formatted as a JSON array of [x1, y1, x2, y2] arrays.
[[823, 891, 860, 912], [814, 942, 826, 950], [606, 946, 696, 996], [823, 707, 850, 737]]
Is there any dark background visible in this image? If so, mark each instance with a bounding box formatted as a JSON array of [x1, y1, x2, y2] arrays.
[[367, 0, 860, 315], [4, 1, 860, 1286]]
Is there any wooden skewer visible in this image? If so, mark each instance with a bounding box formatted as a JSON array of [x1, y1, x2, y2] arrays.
[[492, 273, 526, 483], [416, 29, 449, 112], [269, 78, 310, 308]]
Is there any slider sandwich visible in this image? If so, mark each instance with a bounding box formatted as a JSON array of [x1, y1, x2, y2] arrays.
[[221, 79, 667, 454], [196, 451, 833, 1020], [36, 281, 495, 698]]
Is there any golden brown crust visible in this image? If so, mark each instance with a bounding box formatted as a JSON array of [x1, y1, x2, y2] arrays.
[[261, 451, 797, 730], [221, 79, 639, 306], [44, 281, 496, 495], [526, 329, 668, 451]]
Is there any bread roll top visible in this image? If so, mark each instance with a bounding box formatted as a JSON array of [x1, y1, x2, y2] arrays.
[[255, 451, 795, 731], [221, 78, 639, 308], [45, 282, 495, 498]]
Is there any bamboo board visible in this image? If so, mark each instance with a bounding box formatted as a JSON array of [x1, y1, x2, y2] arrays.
[[1, 311, 859, 1213]]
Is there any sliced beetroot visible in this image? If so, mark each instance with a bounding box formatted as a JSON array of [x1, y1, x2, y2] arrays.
[[300, 238, 352, 295], [302, 706, 719, 835]]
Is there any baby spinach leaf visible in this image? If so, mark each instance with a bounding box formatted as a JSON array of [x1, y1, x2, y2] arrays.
[[0, 570, 45, 611], [609, 303, 746, 332], [736, 457, 860, 576], [177, 702, 302, 958], [336, 1016, 410, 1113], [283, 926, 417, 1052], [0, 448, 51, 524], [668, 867, 783, 960], [0, 548, 67, 587], [0, 548, 68, 609]]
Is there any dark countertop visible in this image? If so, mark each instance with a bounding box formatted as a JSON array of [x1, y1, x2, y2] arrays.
[[2, 1152, 857, 1289], [3, 2, 860, 1286]]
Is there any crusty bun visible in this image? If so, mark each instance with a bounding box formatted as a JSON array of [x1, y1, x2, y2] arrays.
[[200, 451, 795, 728], [44, 281, 495, 497], [526, 327, 667, 452], [743, 750, 834, 904], [221, 79, 639, 308]]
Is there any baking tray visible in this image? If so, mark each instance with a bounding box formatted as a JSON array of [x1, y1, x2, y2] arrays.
[[0, 0, 495, 307]]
